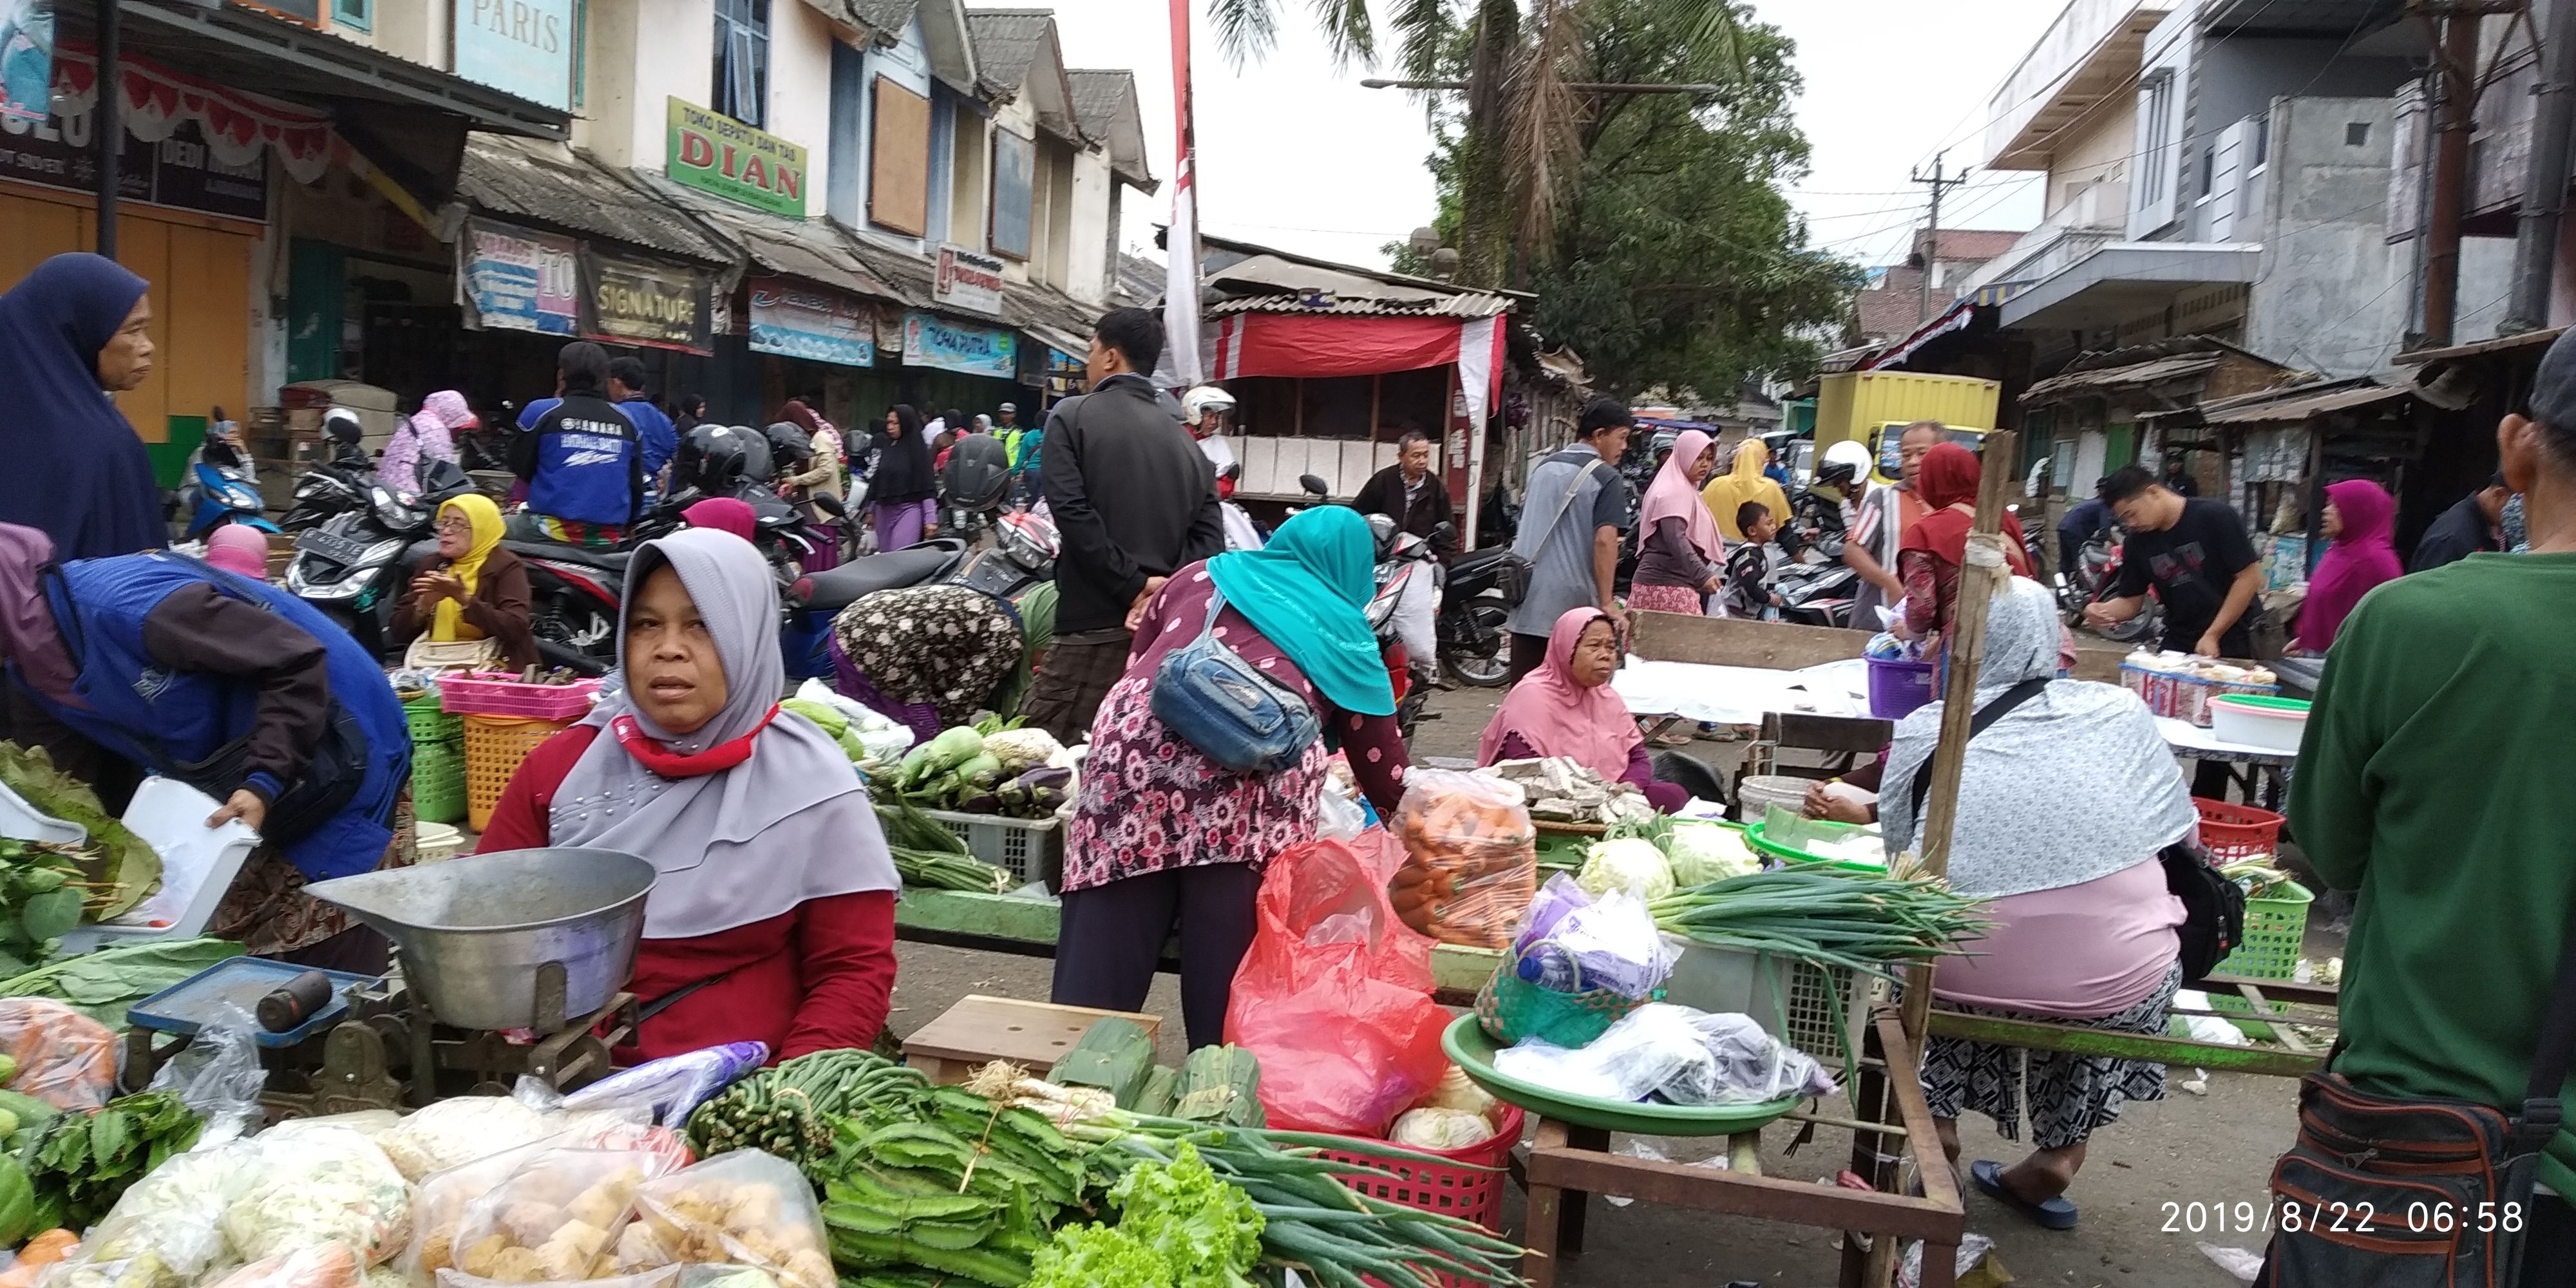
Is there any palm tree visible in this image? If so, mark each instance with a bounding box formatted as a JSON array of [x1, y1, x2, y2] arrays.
[[1204, 0, 1748, 287]]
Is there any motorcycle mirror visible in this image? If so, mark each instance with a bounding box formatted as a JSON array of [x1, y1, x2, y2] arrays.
[[1299, 474, 1331, 498], [1432, 520, 1456, 542], [816, 494, 849, 518]]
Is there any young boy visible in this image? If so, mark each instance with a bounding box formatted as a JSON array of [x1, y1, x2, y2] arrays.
[[1723, 502, 1783, 620]]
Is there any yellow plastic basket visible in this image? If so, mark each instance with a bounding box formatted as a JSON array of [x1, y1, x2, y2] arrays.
[[462, 714, 573, 832]]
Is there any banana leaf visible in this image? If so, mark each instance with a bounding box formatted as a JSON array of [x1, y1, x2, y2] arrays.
[[0, 744, 158, 922]]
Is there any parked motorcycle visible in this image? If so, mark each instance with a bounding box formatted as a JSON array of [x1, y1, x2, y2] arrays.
[[1436, 545, 1524, 687], [283, 460, 477, 656], [2084, 535, 2161, 645], [175, 414, 276, 539], [1364, 519, 1441, 741], [782, 537, 972, 681]]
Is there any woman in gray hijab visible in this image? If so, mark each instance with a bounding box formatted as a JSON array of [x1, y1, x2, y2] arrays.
[[477, 528, 901, 1060], [1883, 578, 2199, 1231]]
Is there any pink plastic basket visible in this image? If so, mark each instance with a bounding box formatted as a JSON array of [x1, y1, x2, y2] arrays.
[[1314, 1103, 1524, 1285], [438, 673, 601, 721]]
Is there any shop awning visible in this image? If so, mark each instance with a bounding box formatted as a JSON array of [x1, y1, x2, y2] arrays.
[[2394, 326, 2566, 365], [640, 171, 902, 298], [1998, 243, 2262, 332], [457, 136, 734, 267], [2199, 379, 2410, 425], [1210, 311, 1508, 435], [2023, 354, 2222, 403]]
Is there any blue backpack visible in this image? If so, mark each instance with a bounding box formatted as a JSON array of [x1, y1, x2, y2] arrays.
[[1150, 589, 1319, 773]]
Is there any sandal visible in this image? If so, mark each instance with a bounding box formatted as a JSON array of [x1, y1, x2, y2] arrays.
[[1971, 1159, 2079, 1230]]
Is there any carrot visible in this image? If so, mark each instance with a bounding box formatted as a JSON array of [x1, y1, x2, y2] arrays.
[[17, 1229, 77, 1267]]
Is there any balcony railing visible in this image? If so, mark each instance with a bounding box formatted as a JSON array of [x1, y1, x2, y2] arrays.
[[1956, 180, 2131, 298]]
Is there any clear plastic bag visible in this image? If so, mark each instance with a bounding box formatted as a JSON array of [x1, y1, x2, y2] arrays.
[[145, 1005, 267, 1146], [541, 1043, 768, 1127], [614, 1150, 833, 1288], [448, 1147, 680, 1282], [1532, 884, 1679, 1002], [437, 1267, 681, 1288], [1391, 769, 1538, 949], [406, 1137, 562, 1280], [1224, 833, 1452, 1137], [0, 998, 117, 1111], [1491, 1003, 1838, 1106], [44, 1137, 267, 1287], [220, 1123, 413, 1266], [375, 1094, 652, 1183], [201, 1242, 366, 1288]]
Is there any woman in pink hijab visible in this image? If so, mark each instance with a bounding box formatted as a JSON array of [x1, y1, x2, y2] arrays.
[[1477, 607, 1687, 811], [203, 524, 270, 581], [683, 497, 759, 543], [1629, 429, 1725, 616], [382, 390, 474, 495], [2297, 478, 2404, 653]]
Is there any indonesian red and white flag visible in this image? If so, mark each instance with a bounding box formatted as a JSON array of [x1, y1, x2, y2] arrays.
[[1159, 0, 1204, 386]]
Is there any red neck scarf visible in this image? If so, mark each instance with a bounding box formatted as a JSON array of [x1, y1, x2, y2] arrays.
[[611, 705, 781, 777]]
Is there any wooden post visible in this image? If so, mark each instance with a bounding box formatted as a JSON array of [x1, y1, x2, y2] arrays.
[[1898, 431, 2018, 1047]]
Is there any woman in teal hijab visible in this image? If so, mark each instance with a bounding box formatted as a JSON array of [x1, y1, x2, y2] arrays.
[[1051, 504, 1413, 1048]]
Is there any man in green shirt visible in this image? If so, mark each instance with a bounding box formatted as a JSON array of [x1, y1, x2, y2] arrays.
[[2290, 330, 2576, 1277]]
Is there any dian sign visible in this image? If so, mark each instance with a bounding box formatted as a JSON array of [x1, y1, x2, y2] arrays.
[[451, 0, 576, 111], [667, 97, 807, 218]]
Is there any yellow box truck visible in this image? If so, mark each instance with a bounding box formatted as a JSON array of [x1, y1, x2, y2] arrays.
[[1814, 371, 2002, 484]]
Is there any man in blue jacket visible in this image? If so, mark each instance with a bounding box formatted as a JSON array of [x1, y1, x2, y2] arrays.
[[607, 355, 677, 504], [511, 341, 643, 547]]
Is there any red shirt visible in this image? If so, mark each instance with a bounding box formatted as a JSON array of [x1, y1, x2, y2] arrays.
[[477, 726, 898, 1062]]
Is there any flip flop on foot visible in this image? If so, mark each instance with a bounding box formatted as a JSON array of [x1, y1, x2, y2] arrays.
[[1971, 1159, 2078, 1230]]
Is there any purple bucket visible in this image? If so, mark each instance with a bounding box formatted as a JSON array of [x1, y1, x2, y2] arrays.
[[1866, 654, 1937, 719]]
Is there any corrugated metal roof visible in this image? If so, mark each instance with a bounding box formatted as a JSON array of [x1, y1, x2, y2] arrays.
[[458, 135, 733, 265], [2022, 354, 2221, 402], [2200, 380, 2410, 424], [1208, 291, 1513, 319], [1206, 252, 1512, 317], [965, 10, 1050, 95], [635, 173, 904, 301], [2395, 326, 2566, 365]]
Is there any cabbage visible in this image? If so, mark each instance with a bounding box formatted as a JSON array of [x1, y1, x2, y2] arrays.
[[1390, 1107, 1495, 1150], [1665, 822, 1761, 887], [1577, 837, 1673, 902]]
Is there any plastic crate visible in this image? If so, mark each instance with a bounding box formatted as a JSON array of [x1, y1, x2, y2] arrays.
[[1314, 1103, 1524, 1285], [920, 808, 1063, 889], [1664, 943, 1877, 1072], [412, 740, 468, 825], [463, 714, 574, 831], [440, 673, 601, 721], [2193, 797, 2286, 865], [404, 692, 461, 746]]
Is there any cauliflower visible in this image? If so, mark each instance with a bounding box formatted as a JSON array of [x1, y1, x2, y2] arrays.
[[982, 726, 1066, 773], [1577, 837, 1674, 902]]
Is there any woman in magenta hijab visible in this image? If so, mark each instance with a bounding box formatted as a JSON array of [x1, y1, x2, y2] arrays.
[[1477, 607, 1687, 811], [2296, 478, 2403, 653]]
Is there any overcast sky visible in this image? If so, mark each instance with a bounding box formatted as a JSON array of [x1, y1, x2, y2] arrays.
[[1043, 0, 2070, 274]]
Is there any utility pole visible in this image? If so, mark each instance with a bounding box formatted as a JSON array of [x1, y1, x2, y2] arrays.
[[1911, 151, 1969, 324]]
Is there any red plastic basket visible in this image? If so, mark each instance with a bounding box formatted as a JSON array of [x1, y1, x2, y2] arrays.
[[1314, 1103, 1523, 1285], [2194, 797, 2285, 865], [439, 673, 601, 721]]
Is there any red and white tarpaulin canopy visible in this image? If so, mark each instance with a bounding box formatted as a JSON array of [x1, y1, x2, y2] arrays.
[[1209, 312, 1507, 435], [50, 43, 335, 185]]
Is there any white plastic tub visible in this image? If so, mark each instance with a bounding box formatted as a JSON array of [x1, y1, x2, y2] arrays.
[[2208, 694, 2311, 753], [0, 779, 84, 845], [58, 777, 258, 953]]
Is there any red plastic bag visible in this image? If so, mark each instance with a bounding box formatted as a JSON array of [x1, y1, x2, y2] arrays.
[[1224, 831, 1452, 1137]]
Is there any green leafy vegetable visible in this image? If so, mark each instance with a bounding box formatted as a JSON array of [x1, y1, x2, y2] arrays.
[[1106, 1142, 1265, 1287], [0, 936, 245, 1027], [0, 743, 158, 920], [1027, 1223, 1173, 1288], [24, 1089, 199, 1229]]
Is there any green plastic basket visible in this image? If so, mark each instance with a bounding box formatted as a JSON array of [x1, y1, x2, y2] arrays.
[[2206, 883, 2315, 1039], [405, 693, 462, 747], [412, 739, 468, 825]]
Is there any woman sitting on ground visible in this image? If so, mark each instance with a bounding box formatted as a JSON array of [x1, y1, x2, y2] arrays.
[[389, 494, 537, 671], [1477, 607, 1699, 812], [1882, 577, 2193, 1231], [478, 528, 900, 1060]]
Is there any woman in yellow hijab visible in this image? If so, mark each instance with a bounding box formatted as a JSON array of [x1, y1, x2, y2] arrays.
[[1700, 439, 1794, 542], [390, 493, 540, 668]]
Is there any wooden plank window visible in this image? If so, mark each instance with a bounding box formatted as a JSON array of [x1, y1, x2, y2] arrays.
[[870, 77, 932, 236]]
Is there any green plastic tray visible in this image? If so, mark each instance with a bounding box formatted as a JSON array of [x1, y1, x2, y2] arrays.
[[1743, 820, 1888, 873], [1440, 1014, 1801, 1137]]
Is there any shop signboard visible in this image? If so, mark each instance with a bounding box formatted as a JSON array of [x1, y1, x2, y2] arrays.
[[1, 1, 52, 126], [451, 0, 575, 111], [460, 217, 579, 336], [582, 247, 712, 353], [0, 111, 268, 222], [932, 243, 1004, 316], [900, 311, 1015, 380], [748, 276, 873, 366], [667, 97, 806, 218]]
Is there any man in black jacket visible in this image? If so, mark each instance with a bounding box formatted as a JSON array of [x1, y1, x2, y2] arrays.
[[2410, 473, 2509, 572], [1025, 308, 1222, 743], [1351, 430, 1456, 558]]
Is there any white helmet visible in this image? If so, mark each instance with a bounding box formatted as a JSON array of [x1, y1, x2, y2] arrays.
[[1819, 439, 1873, 487], [1180, 385, 1236, 422]]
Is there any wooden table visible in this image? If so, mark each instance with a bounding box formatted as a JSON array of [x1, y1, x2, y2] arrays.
[[1517, 1010, 1966, 1288], [901, 994, 1161, 1084], [892, 887, 1506, 1003]]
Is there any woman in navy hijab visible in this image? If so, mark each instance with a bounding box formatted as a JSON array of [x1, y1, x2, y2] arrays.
[[0, 254, 163, 559]]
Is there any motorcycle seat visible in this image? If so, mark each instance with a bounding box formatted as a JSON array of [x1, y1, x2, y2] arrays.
[[792, 540, 966, 611], [1450, 546, 1519, 575], [504, 541, 635, 577]]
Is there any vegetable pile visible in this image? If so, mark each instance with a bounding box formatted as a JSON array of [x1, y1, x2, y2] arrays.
[[0, 744, 159, 933], [873, 720, 1069, 819], [0, 938, 245, 1028], [874, 799, 1015, 894], [1650, 866, 1991, 981], [23, 1089, 201, 1233]]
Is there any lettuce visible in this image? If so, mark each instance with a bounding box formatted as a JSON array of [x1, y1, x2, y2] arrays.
[[1027, 1222, 1175, 1288], [1107, 1141, 1265, 1287]]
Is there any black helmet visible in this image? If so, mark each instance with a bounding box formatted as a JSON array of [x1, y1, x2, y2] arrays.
[[940, 431, 1012, 509], [674, 424, 768, 495], [763, 422, 816, 472]]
